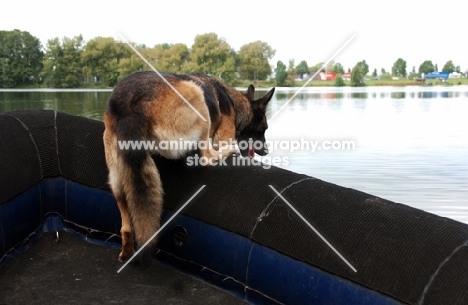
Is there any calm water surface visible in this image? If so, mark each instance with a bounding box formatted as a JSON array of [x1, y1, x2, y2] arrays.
[[1, 86, 467, 224]]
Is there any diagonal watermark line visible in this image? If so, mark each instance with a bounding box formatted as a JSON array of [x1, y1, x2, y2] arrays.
[[269, 34, 356, 121], [117, 185, 206, 273], [269, 185, 357, 273], [116, 32, 207, 122]]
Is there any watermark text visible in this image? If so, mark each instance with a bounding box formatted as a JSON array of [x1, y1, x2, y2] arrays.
[[117, 138, 356, 154]]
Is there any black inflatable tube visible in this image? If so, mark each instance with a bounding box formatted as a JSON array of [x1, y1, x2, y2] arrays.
[[1, 110, 468, 304]]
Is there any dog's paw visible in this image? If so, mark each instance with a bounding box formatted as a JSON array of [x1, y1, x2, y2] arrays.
[[199, 149, 221, 166], [118, 249, 134, 262], [220, 145, 238, 158], [204, 156, 219, 166]]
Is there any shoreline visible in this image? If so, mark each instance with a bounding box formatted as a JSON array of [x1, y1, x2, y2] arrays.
[[5, 79, 468, 90]]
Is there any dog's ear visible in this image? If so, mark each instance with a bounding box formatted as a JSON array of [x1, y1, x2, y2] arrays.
[[246, 84, 255, 101], [254, 87, 275, 110]]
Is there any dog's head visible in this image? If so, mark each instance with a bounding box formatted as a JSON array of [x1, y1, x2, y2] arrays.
[[238, 85, 275, 158]]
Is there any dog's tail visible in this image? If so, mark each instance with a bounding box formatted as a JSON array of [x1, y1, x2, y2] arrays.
[[110, 115, 164, 255], [121, 148, 164, 249]]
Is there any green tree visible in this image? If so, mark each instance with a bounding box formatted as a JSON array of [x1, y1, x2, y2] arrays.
[[41, 38, 62, 87], [142, 43, 190, 74], [418, 60, 435, 74], [351, 60, 368, 86], [372, 68, 378, 78], [238, 40, 275, 81], [41, 35, 84, 88], [392, 58, 407, 78], [335, 74, 345, 87], [285, 59, 297, 86], [165, 43, 190, 73], [332, 62, 344, 74], [407, 66, 420, 80], [187, 33, 236, 83], [275, 60, 288, 86], [309, 62, 325, 73], [81, 37, 131, 86], [295, 60, 309, 76], [442, 60, 455, 73], [116, 45, 145, 80], [326, 60, 335, 72], [380, 68, 391, 80], [358, 60, 369, 75], [0, 30, 43, 87]]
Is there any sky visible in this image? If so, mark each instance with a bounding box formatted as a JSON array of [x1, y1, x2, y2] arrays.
[[2, 0, 466, 73]]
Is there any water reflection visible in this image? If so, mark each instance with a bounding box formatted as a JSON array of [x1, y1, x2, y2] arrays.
[[0, 90, 111, 120], [418, 100, 431, 112], [391, 100, 405, 113], [391, 92, 406, 99], [352, 100, 366, 111], [351, 92, 367, 99], [265, 86, 468, 224]]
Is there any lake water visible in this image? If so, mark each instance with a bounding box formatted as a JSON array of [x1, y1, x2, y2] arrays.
[[1, 86, 467, 224]]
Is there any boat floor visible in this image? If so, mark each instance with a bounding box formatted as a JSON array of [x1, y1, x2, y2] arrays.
[[0, 231, 247, 304]]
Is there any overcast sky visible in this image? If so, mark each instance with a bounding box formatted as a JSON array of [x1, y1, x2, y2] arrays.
[[3, 0, 466, 73]]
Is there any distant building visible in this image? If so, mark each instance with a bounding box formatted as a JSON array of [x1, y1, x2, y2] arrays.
[[422, 72, 450, 80], [318, 72, 337, 81], [299, 71, 352, 81], [342, 72, 351, 81], [449, 72, 461, 79]]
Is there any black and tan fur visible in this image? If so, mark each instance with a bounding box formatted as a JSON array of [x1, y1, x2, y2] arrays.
[[103, 71, 275, 262]]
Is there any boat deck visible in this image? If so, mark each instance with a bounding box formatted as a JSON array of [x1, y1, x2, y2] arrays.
[[0, 231, 247, 304]]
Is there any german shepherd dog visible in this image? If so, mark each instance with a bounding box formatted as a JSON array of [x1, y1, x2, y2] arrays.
[[103, 71, 275, 262]]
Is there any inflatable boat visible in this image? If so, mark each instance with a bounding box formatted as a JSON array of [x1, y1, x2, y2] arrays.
[[1, 110, 467, 304]]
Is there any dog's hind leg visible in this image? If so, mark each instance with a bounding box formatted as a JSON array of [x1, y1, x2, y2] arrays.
[[103, 125, 135, 261], [115, 194, 135, 261]]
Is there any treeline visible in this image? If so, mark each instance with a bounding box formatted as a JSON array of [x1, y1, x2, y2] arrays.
[[0, 29, 464, 88], [284, 58, 464, 87], [0, 30, 276, 88]]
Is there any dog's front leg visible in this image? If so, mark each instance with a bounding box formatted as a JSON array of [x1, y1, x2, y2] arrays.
[[199, 126, 225, 166], [212, 136, 237, 158], [211, 115, 238, 158]]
